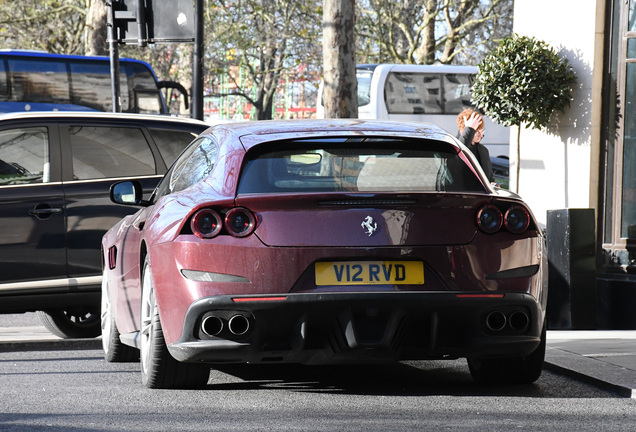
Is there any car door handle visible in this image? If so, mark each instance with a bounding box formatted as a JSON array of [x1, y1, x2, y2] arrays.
[[29, 207, 63, 218]]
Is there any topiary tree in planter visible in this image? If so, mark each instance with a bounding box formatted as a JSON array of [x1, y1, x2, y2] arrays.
[[471, 34, 576, 192]]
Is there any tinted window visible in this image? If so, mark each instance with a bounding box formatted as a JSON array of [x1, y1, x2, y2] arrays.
[[238, 139, 485, 194], [148, 128, 199, 167], [384, 72, 473, 115], [124, 63, 162, 114], [357, 70, 372, 107], [68, 126, 155, 180], [7, 58, 70, 104], [385, 72, 441, 114], [0, 59, 7, 98], [0, 127, 49, 185], [443, 73, 473, 114], [153, 139, 199, 200], [0, 56, 162, 114], [169, 137, 219, 193], [68, 60, 122, 112]]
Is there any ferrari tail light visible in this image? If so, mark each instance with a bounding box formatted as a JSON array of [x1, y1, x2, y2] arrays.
[[191, 209, 223, 239], [225, 207, 256, 237], [476, 203, 532, 234], [185, 206, 258, 239], [504, 206, 530, 234], [476, 204, 503, 234]]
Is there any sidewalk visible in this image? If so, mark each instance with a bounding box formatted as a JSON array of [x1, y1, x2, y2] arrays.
[[545, 330, 636, 398], [0, 326, 635, 397], [0, 325, 102, 352]]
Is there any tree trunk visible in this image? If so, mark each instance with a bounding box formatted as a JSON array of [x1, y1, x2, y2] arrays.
[[322, 0, 358, 118], [514, 124, 521, 194], [85, 0, 108, 56]]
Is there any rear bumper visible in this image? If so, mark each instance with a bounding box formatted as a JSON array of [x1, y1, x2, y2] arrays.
[[167, 291, 544, 364]]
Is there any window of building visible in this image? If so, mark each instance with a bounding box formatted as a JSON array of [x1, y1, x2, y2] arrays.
[[601, 0, 636, 268]]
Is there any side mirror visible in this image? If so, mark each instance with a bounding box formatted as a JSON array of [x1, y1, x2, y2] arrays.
[[110, 181, 146, 206]]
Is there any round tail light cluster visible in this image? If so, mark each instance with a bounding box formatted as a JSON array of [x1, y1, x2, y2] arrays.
[[476, 204, 530, 234], [504, 206, 530, 234], [191, 209, 222, 238], [476, 205, 503, 234], [224, 207, 256, 238], [190, 207, 256, 239]]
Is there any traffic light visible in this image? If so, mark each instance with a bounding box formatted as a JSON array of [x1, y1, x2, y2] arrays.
[[109, 0, 195, 46]]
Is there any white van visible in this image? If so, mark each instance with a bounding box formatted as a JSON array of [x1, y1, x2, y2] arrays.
[[317, 64, 509, 158]]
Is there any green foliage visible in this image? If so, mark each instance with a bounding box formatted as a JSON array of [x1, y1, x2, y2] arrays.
[[472, 34, 576, 129]]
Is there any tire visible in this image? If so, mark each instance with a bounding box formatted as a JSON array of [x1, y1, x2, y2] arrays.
[[37, 307, 101, 339], [101, 272, 139, 362], [467, 323, 546, 385], [139, 257, 210, 389]]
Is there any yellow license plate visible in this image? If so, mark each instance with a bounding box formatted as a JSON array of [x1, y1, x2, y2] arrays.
[[315, 261, 424, 286]]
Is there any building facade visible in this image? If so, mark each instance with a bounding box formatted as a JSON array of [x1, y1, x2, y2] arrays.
[[514, 0, 636, 328]]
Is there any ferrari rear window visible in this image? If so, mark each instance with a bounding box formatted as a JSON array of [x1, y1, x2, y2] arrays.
[[237, 138, 486, 194]]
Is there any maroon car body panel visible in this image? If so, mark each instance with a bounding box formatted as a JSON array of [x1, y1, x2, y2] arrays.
[[102, 119, 547, 367]]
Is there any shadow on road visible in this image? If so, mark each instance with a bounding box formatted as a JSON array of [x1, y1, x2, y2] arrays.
[[208, 359, 616, 398]]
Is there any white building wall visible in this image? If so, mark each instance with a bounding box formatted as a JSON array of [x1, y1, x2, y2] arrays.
[[512, 0, 603, 228]]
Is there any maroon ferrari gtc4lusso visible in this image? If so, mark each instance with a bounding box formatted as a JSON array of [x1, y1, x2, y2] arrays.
[[101, 119, 547, 389]]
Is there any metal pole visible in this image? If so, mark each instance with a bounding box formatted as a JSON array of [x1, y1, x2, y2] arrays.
[[107, 1, 121, 113], [136, 0, 147, 47], [192, 0, 204, 120]]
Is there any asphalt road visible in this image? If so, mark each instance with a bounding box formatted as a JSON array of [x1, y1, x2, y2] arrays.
[[1, 326, 636, 431]]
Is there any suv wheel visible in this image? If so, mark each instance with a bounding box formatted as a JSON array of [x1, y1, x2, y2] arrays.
[[37, 308, 101, 339]]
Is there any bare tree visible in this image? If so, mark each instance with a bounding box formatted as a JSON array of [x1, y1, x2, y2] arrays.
[[206, 0, 322, 120], [322, 0, 358, 118], [0, 0, 87, 54], [356, 0, 513, 65]]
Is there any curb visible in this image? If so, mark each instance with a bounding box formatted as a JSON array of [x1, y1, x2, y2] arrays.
[[544, 347, 636, 398]]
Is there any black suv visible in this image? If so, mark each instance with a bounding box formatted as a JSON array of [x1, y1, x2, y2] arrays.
[[0, 112, 208, 338]]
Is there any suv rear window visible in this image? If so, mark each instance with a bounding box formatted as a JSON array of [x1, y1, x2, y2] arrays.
[[237, 138, 485, 194], [148, 128, 199, 167]]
